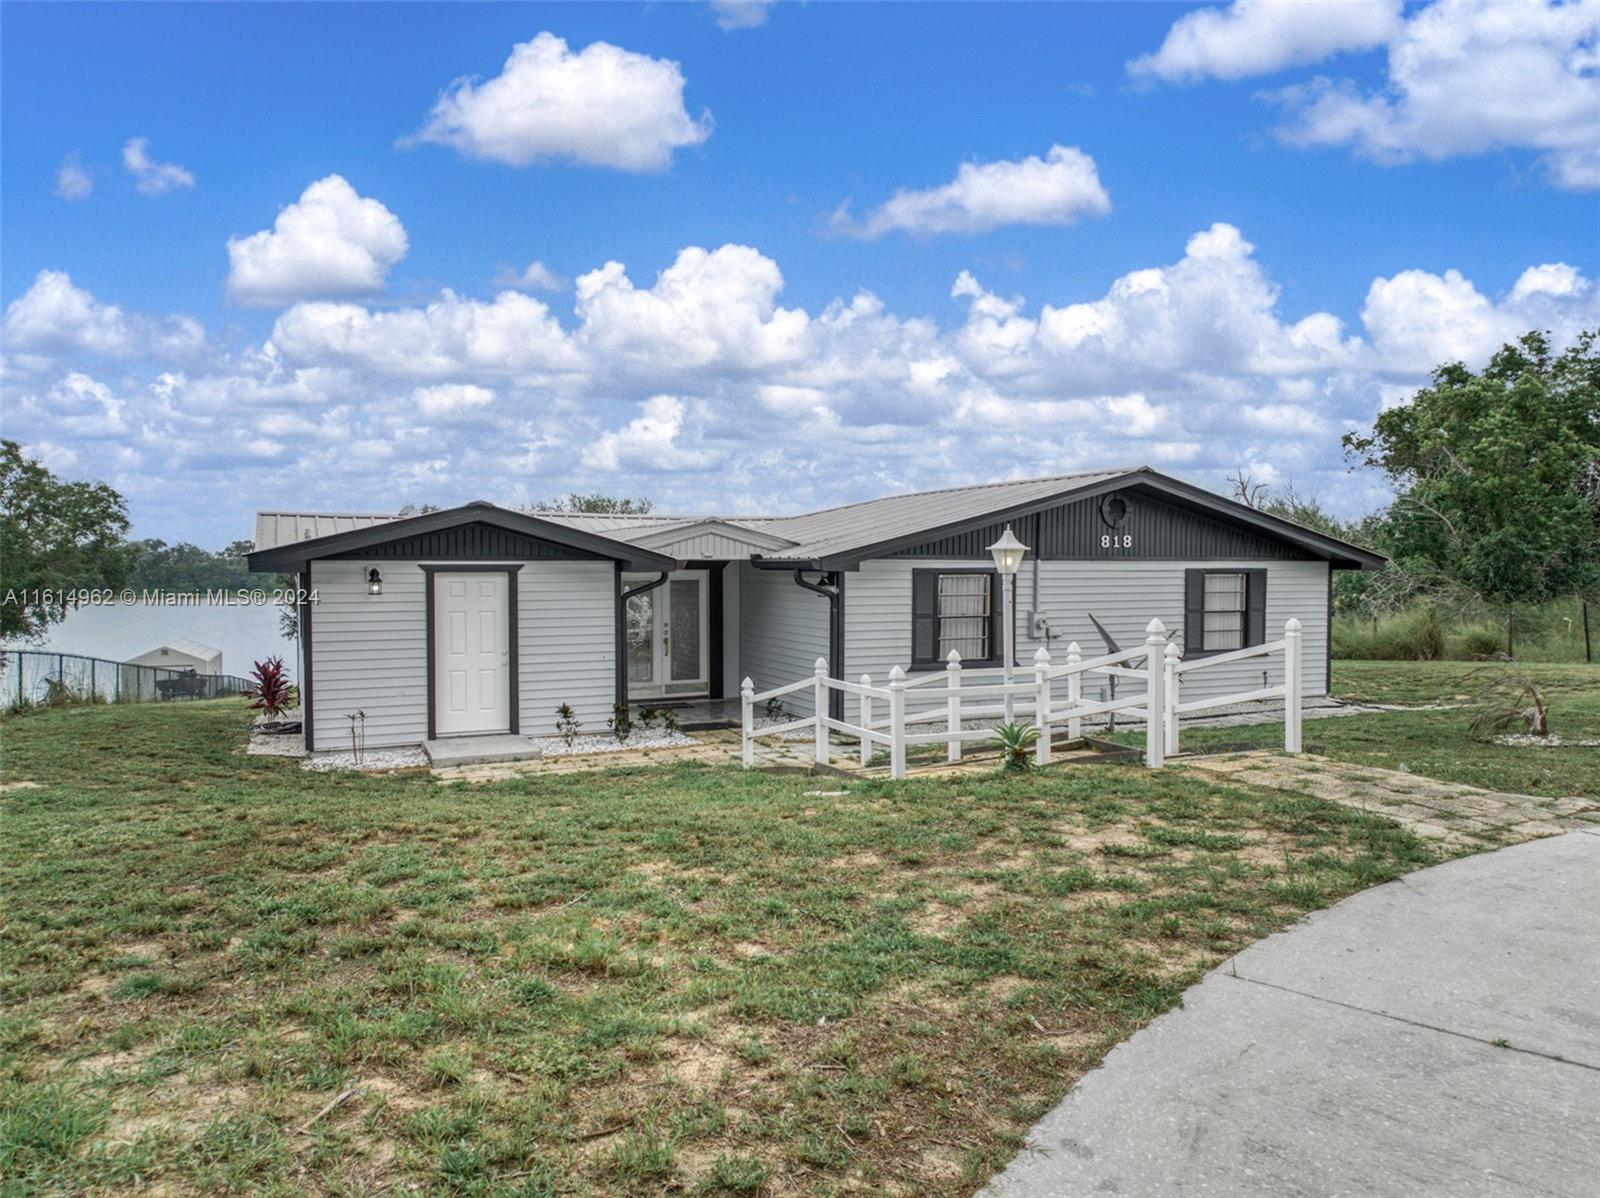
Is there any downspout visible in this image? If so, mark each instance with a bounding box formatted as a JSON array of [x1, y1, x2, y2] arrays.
[[616, 570, 669, 715], [793, 569, 845, 720]]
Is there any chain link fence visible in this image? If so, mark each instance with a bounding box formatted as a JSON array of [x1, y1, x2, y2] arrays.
[[1, 649, 254, 711]]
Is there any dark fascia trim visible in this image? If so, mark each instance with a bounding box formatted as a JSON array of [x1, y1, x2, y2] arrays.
[[246, 500, 678, 574], [300, 564, 315, 752], [756, 469, 1388, 572], [422, 564, 524, 740]]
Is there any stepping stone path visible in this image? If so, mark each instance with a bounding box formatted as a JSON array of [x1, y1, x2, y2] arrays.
[[1184, 752, 1600, 849]]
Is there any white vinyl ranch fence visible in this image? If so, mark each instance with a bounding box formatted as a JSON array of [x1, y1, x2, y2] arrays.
[[741, 618, 1304, 780]]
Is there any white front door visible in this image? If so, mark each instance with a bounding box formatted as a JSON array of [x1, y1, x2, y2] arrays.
[[624, 570, 710, 698], [434, 572, 511, 736]]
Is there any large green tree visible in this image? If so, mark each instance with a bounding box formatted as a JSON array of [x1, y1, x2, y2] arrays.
[[130, 538, 255, 591], [0, 440, 136, 639], [1343, 331, 1600, 607]]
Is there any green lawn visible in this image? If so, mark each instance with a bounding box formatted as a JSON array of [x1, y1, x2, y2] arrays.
[[1150, 661, 1599, 798], [1, 700, 1432, 1198]]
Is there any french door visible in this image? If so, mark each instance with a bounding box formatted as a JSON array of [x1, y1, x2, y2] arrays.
[[624, 570, 710, 698]]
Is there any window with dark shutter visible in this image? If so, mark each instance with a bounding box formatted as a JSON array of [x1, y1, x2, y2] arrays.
[[911, 569, 1000, 666], [1184, 569, 1268, 655]]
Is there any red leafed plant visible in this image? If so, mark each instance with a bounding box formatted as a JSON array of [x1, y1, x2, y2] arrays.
[[246, 656, 294, 722]]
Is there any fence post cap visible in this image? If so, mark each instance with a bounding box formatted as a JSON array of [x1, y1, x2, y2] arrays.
[[1285, 617, 1302, 633], [740, 676, 754, 693], [814, 657, 829, 673], [1066, 641, 1081, 657], [888, 664, 906, 684], [1145, 617, 1167, 637], [945, 648, 961, 665], [1033, 646, 1051, 665], [1164, 641, 1182, 661]]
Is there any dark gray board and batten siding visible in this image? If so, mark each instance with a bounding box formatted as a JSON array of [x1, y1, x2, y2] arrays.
[[887, 488, 1315, 561], [326, 521, 606, 562]]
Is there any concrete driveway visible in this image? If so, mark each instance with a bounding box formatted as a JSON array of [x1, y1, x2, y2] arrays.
[[982, 829, 1600, 1198]]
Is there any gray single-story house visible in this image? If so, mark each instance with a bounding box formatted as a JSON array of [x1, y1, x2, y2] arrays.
[[245, 466, 1384, 751]]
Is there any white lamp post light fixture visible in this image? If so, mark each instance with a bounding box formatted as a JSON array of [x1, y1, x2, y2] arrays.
[[987, 525, 1029, 721]]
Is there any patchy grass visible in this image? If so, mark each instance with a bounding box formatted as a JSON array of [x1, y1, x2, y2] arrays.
[[1332, 660, 1600, 710], [1117, 661, 1599, 798], [1105, 661, 1596, 797], [1, 700, 1433, 1196]]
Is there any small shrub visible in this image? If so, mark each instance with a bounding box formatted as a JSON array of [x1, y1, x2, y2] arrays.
[[637, 706, 662, 731], [992, 722, 1040, 771], [554, 703, 581, 746], [608, 703, 633, 743], [762, 697, 784, 720], [246, 656, 295, 721], [659, 707, 679, 735]]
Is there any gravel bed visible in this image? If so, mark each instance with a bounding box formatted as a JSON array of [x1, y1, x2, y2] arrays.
[[246, 732, 305, 758], [303, 747, 429, 772], [1495, 734, 1600, 748], [528, 730, 698, 757]]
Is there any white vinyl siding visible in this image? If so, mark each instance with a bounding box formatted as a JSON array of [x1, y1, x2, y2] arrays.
[[519, 562, 616, 736], [845, 557, 1330, 708], [736, 562, 829, 714], [309, 560, 428, 749], [307, 558, 617, 749]]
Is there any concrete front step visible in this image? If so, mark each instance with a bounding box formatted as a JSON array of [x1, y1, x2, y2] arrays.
[[423, 735, 544, 768]]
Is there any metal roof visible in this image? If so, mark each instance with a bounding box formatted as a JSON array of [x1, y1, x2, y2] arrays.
[[755, 468, 1136, 561], [249, 467, 1384, 570], [144, 638, 222, 663], [254, 510, 401, 552]]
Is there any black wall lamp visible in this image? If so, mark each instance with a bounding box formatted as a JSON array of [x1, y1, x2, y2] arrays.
[[367, 568, 383, 596]]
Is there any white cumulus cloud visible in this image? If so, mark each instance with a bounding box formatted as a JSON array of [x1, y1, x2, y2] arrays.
[[837, 145, 1111, 238], [6, 230, 1595, 544], [1129, 0, 1400, 83], [414, 382, 496, 417], [574, 244, 812, 373], [1270, 0, 1600, 189], [408, 32, 712, 171], [226, 175, 409, 307], [583, 395, 715, 471], [1134, 0, 1600, 190], [122, 137, 195, 195], [55, 154, 92, 201], [2, 270, 204, 360], [711, 0, 773, 30], [492, 260, 566, 292]]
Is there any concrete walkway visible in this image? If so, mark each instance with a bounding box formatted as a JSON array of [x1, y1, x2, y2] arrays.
[[982, 830, 1600, 1198], [1186, 752, 1600, 849]]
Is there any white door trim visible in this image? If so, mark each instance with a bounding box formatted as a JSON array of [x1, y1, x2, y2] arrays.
[[428, 566, 518, 738]]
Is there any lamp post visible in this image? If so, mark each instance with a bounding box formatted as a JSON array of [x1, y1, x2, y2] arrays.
[[987, 525, 1029, 722]]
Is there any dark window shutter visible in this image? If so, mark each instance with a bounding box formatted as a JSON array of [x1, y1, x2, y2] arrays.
[[1245, 569, 1267, 646], [911, 570, 938, 663], [992, 573, 1005, 665], [1184, 569, 1205, 654]]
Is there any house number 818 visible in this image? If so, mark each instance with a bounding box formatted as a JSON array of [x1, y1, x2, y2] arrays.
[[1101, 533, 1132, 549]]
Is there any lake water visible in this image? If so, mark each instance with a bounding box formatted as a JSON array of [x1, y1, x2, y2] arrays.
[[11, 599, 298, 680]]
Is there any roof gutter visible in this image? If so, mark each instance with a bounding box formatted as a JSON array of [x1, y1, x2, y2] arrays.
[[792, 569, 845, 721]]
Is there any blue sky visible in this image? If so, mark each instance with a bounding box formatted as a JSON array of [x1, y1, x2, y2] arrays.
[[3, 1, 1597, 545]]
